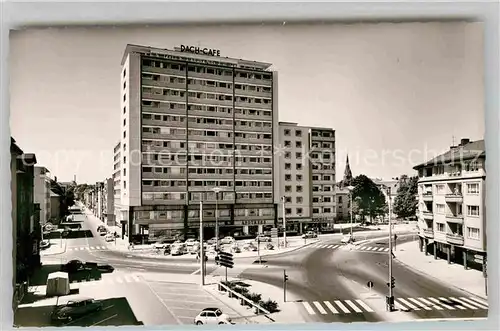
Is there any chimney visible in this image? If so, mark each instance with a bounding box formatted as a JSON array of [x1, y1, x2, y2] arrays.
[[460, 138, 470, 146]]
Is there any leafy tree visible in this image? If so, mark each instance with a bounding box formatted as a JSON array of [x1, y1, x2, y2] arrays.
[[50, 179, 75, 218], [351, 175, 387, 222], [393, 175, 418, 219]]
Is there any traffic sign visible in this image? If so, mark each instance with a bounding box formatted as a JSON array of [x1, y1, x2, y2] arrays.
[[218, 251, 234, 269], [367, 281, 374, 289]]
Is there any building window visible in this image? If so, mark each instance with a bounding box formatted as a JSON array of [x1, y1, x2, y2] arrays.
[[123, 143, 127, 151], [323, 196, 332, 203], [284, 129, 290, 136], [467, 183, 480, 194], [285, 174, 292, 181], [467, 205, 480, 217], [285, 152, 291, 159], [285, 196, 292, 203], [296, 152, 302, 159], [123, 94, 126, 102], [123, 81, 126, 89], [436, 223, 445, 232], [123, 181, 127, 189], [313, 208, 320, 214], [285, 208, 292, 215], [123, 69, 126, 78], [285, 185, 292, 192], [296, 185, 303, 193], [435, 204, 445, 214], [123, 168, 126, 176], [435, 184, 445, 195], [338, 196, 342, 203], [296, 197, 303, 204], [296, 141, 302, 148], [123, 119, 126, 126], [465, 162, 479, 172], [323, 208, 331, 213], [123, 131, 126, 138], [296, 174, 302, 181], [123, 156, 127, 163], [285, 163, 291, 170], [467, 227, 480, 240], [295, 130, 302, 137], [123, 106, 126, 114], [296, 208, 303, 214], [296, 163, 302, 170], [313, 197, 319, 203], [284, 141, 291, 147]]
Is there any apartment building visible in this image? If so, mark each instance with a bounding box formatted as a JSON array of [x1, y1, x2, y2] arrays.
[[34, 166, 51, 226], [117, 44, 279, 242], [105, 178, 115, 227], [414, 138, 486, 270], [277, 122, 336, 233], [112, 141, 125, 231]]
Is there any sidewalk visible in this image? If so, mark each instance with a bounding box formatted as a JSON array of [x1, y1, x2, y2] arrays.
[[394, 240, 487, 299], [40, 238, 66, 256], [204, 275, 306, 324]]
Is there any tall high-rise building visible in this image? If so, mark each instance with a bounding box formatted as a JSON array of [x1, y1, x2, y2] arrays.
[[277, 122, 336, 233], [117, 44, 279, 241]]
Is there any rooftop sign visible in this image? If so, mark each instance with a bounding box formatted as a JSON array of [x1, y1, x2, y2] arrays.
[[179, 45, 221, 57]]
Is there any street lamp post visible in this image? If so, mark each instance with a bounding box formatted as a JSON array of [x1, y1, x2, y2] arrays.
[[281, 196, 287, 248], [387, 186, 394, 311], [347, 186, 355, 238], [200, 201, 205, 286], [212, 187, 221, 250]]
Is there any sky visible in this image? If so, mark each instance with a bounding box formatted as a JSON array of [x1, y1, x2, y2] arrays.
[[9, 22, 484, 184]]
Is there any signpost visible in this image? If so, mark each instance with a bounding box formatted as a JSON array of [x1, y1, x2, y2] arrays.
[[367, 281, 374, 292], [283, 270, 289, 302], [218, 251, 234, 282]]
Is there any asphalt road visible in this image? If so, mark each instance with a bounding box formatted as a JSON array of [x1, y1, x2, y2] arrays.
[[239, 234, 488, 323]]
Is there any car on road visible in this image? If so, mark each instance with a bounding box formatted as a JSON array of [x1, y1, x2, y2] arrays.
[[255, 234, 271, 242], [220, 236, 235, 245], [230, 243, 241, 253], [97, 225, 107, 236], [194, 308, 232, 325], [171, 243, 187, 256], [104, 233, 115, 242], [301, 231, 318, 239], [242, 242, 257, 251], [340, 235, 355, 244], [62, 260, 114, 274], [207, 237, 217, 245], [40, 239, 50, 249], [185, 238, 198, 247], [152, 239, 170, 250], [51, 297, 103, 323]]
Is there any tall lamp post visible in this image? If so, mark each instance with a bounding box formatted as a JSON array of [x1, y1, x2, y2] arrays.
[[346, 186, 355, 238], [212, 187, 221, 250], [386, 186, 394, 311], [281, 196, 287, 248]]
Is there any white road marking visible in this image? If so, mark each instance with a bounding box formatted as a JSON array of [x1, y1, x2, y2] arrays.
[[417, 297, 443, 310], [467, 296, 488, 307], [355, 299, 374, 312], [449, 297, 480, 310], [90, 246, 95, 250], [460, 297, 488, 309], [398, 298, 419, 310], [439, 297, 466, 310], [79, 247, 85, 251], [334, 300, 350, 313], [327, 245, 334, 248], [101, 246, 106, 249], [365, 247, 373, 251], [302, 302, 316, 315], [407, 297, 432, 310], [191, 268, 201, 275], [345, 300, 362, 313], [384, 248, 389, 251], [313, 301, 327, 314], [332, 245, 339, 249], [378, 247, 385, 251], [427, 297, 455, 310], [323, 301, 339, 314], [393, 299, 408, 311]]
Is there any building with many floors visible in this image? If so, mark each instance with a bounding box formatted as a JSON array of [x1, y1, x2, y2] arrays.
[[33, 166, 51, 227], [277, 122, 336, 233], [115, 44, 279, 242], [413, 138, 486, 270], [11, 138, 40, 288]]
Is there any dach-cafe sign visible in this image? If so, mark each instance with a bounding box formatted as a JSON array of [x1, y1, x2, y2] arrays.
[[179, 45, 221, 57]]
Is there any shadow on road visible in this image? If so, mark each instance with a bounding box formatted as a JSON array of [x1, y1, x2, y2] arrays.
[[44, 230, 94, 240], [14, 297, 143, 327], [30, 263, 114, 287]]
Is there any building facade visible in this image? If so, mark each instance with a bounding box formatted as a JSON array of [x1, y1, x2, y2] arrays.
[[414, 138, 486, 271], [34, 167, 51, 226], [277, 122, 336, 233], [11, 138, 40, 286], [105, 178, 115, 227], [117, 44, 279, 242]]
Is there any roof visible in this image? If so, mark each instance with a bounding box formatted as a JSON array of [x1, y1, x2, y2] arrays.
[[10, 137, 23, 155], [413, 139, 485, 170], [122, 44, 272, 70]]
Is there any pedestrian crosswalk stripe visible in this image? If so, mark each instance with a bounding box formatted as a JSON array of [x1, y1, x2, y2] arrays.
[[132, 274, 141, 282], [460, 297, 488, 309], [428, 297, 454, 310], [378, 247, 385, 251], [334, 300, 350, 313], [398, 298, 419, 311], [327, 245, 335, 248], [467, 296, 488, 307], [439, 297, 466, 310], [450, 297, 479, 310], [324, 301, 339, 314], [90, 246, 95, 250], [418, 297, 443, 310], [365, 247, 373, 251], [79, 247, 85, 251], [313, 301, 328, 314], [407, 297, 432, 310], [394, 300, 407, 311], [384, 248, 389, 251], [355, 299, 374, 312], [302, 302, 316, 315], [345, 300, 362, 313]]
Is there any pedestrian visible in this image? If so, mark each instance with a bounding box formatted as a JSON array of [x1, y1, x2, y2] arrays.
[[196, 252, 200, 261]]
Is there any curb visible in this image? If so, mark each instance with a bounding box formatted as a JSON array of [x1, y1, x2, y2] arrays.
[[394, 241, 488, 301], [202, 285, 256, 324]]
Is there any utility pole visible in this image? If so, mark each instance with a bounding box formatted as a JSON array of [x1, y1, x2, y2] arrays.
[[200, 201, 205, 286], [387, 187, 394, 311], [283, 270, 288, 302], [281, 197, 287, 248]]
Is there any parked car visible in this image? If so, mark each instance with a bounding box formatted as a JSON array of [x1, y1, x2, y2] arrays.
[[231, 244, 241, 253], [243, 242, 257, 251], [171, 244, 187, 256], [185, 238, 198, 247], [220, 236, 235, 245], [341, 235, 355, 244], [104, 234, 115, 242], [301, 231, 318, 239], [153, 239, 170, 250], [40, 239, 50, 250], [61, 260, 90, 273], [163, 245, 171, 255], [255, 234, 271, 242], [264, 242, 274, 250], [194, 308, 232, 325], [207, 237, 217, 245], [51, 297, 103, 323]]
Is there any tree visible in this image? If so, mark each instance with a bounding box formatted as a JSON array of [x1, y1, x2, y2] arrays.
[[393, 175, 419, 219], [50, 179, 75, 218], [351, 175, 387, 222]]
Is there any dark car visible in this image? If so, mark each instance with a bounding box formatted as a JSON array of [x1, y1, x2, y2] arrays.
[[51, 297, 103, 323], [61, 260, 88, 273]]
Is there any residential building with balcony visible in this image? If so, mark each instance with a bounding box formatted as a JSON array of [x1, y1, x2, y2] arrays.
[[117, 44, 279, 242], [276, 122, 336, 233], [11, 138, 40, 289], [34, 167, 51, 227], [414, 138, 486, 271]]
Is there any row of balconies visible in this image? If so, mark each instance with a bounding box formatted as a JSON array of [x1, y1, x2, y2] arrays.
[[421, 211, 464, 224], [421, 228, 465, 246], [141, 106, 273, 121], [142, 118, 272, 133], [422, 192, 464, 203]]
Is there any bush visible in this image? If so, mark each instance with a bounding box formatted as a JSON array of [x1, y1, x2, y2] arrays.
[[246, 292, 262, 304], [259, 299, 279, 313], [221, 281, 236, 289], [233, 286, 249, 296]]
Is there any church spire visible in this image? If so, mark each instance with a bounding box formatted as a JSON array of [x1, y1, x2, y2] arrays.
[[343, 154, 353, 186]]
